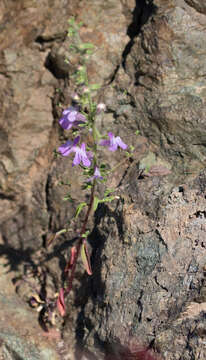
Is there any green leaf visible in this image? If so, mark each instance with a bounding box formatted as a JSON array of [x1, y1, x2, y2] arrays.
[[47, 228, 67, 246], [81, 230, 90, 238], [86, 49, 94, 55], [79, 43, 94, 50], [68, 17, 75, 26], [63, 194, 73, 202], [69, 44, 77, 51], [53, 149, 61, 158], [56, 229, 67, 236], [81, 241, 92, 275], [93, 196, 100, 212], [75, 202, 87, 219], [125, 151, 133, 157], [104, 188, 115, 197], [82, 183, 92, 190], [135, 130, 140, 135], [100, 195, 116, 203], [89, 84, 101, 91]]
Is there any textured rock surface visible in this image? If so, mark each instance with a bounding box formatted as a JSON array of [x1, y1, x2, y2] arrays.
[[79, 170, 206, 359], [119, 0, 206, 174], [0, 254, 60, 360], [0, 0, 206, 359]]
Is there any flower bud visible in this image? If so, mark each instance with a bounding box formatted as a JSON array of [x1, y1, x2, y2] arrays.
[[82, 86, 89, 94], [97, 103, 106, 113], [71, 93, 80, 101]]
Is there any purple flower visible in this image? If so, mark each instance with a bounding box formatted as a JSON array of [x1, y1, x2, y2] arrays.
[[58, 136, 80, 156], [58, 137, 92, 167], [99, 132, 127, 152], [59, 106, 86, 130], [87, 166, 103, 182], [72, 143, 93, 167]]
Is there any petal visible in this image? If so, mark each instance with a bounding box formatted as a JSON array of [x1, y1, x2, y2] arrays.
[[116, 136, 128, 150], [76, 112, 86, 122], [87, 151, 93, 160], [80, 143, 86, 152], [94, 167, 101, 177], [72, 150, 81, 166], [94, 167, 100, 176], [59, 116, 72, 130], [86, 175, 95, 183], [73, 136, 80, 146], [99, 139, 110, 146], [68, 112, 78, 123], [82, 155, 91, 167], [108, 132, 114, 139], [108, 143, 118, 151], [58, 140, 73, 156], [62, 106, 75, 115]]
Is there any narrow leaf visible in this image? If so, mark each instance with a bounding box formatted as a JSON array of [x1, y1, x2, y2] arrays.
[[81, 242, 92, 275], [89, 84, 101, 91], [65, 246, 77, 273], [93, 196, 99, 212], [47, 229, 67, 247], [81, 230, 90, 238], [100, 195, 116, 203], [75, 202, 87, 219], [79, 43, 94, 50], [104, 188, 115, 197], [57, 288, 66, 317]]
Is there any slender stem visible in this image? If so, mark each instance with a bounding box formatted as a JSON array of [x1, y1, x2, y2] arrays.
[[65, 180, 96, 296]]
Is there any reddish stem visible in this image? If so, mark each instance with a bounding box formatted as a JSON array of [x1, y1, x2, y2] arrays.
[[65, 181, 96, 296]]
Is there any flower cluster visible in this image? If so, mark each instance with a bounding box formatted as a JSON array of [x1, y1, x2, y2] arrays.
[[58, 105, 128, 177]]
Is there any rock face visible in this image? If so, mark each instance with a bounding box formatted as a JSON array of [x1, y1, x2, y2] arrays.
[[80, 170, 206, 359], [120, 0, 206, 175], [0, 0, 206, 359]]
